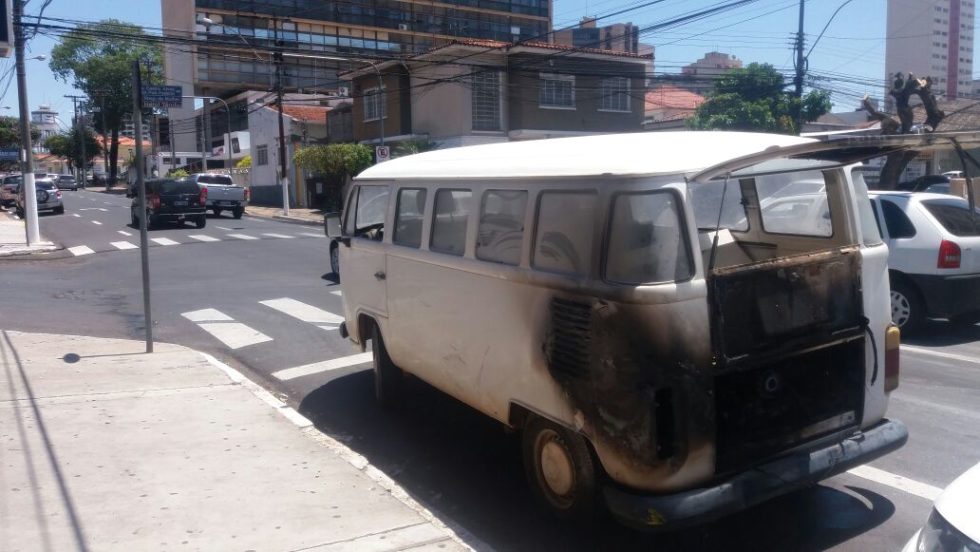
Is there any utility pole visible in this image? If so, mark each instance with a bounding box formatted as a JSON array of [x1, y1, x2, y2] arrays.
[[273, 16, 290, 216], [14, 0, 40, 245], [65, 94, 88, 185], [794, 0, 806, 132], [131, 60, 153, 353]]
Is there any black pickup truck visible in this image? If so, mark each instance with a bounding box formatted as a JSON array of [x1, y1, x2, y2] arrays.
[[130, 179, 207, 229]]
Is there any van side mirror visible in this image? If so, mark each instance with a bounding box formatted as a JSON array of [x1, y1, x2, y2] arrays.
[[324, 212, 342, 238]]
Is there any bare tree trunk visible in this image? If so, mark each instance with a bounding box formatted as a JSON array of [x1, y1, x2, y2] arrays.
[[870, 74, 947, 188], [878, 151, 919, 190]]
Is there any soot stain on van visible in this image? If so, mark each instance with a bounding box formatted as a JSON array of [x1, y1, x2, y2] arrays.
[[545, 296, 713, 469]]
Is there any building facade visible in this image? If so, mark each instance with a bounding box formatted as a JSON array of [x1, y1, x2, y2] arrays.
[[552, 17, 639, 54], [30, 104, 61, 151], [886, 0, 975, 106], [161, 0, 552, 154], [678, 51, 742, 94]]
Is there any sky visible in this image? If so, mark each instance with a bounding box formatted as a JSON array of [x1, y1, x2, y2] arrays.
[[5, 0, 903, 125]]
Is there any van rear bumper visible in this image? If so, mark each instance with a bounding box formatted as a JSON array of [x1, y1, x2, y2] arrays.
[[603, 418, 908, 531]]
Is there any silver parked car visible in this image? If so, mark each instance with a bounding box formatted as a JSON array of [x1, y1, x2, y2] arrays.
[[0, 174, 22, 207], [16, 179, 64, 216]]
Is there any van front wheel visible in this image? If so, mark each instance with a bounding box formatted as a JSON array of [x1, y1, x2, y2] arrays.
[[371, 325, 401, 408], [522, 415, 597, 521]]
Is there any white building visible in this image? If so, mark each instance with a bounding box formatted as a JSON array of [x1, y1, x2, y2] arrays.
[[886, 0, 975, 107], [679, 52, 742, 94], [30, 104, 62, 150]]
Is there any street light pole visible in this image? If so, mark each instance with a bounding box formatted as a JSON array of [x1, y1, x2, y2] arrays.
[[14, 0, 40, 245], [182, 95, 232, 168], [65, 94, 88, 185], [273, 17, 289, 216]]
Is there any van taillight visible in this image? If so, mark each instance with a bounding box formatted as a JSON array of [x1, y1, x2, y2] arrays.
[[937, 240, 961, 269], [199, 186, 208, 205], [149, 193, 161, 210], [884, 324, 900, 392], [244, 186, 250, 202]]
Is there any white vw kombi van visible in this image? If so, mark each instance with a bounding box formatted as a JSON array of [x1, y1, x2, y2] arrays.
[[326, 131, 960, 528]]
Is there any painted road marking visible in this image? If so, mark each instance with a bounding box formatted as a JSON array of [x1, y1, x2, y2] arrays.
[[901, 345, 979, 365], [118, 230, 132, 236], [150, 237, 179, 246], [188, 234, 220, 242], [227, 233, 258, 240], [297, 232, 322, 238], [91, 220, 102, 225], [847, 465, 943, 501], [181, 308, 234, 322], [261, 233, 293, 239], [68, 245, 94, 256], [330, 290, 342, 296], [272, 352, 373, 381], [71, 213, 80, 218], [110, 241, 138, 250], [196, 322, 272, 349], [216, 225, 233, 231], [259, 298, 344, 326], [79, 207, 108, 212]]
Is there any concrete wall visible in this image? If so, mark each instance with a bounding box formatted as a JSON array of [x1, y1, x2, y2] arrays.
[[352, 71, 410, 142]]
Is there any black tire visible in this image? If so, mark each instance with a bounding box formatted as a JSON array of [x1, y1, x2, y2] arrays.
[[522, 415, 598, 522], [213, 208, 222, 217], [147, 213, 158, 230], [950, 311, 980, 326], [371, 325, 402, 408], [195, 216, 206, 229], [891, 279, 925, 334], [54, 205, 65, 215], [131, 211, 139, 227], [330, 243, 340, 278], [232, 206, 244, 219], [15, 206, 24, 218]]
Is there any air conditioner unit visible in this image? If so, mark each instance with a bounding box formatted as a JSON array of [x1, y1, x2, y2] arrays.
[[398, 23, 409, 31], [338, 87, 350, 97]]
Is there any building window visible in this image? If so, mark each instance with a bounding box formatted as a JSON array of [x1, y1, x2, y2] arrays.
[[600, 77, 631, 112], [471, 71, 501, 131], [364, 87, 386, 121], [256, 144, 269, 166], [539, 73, 575, 109]]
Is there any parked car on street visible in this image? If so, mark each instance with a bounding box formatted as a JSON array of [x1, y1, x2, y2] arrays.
[[902, 462, 980, 552], [16, 178, 63, 216], [868, 192, 980, 332], [131, 178, 207, 229], [56, 175, 78, 191], [183, 173, 249, 218], [0, 174, 22, 207], [896, 174, 950, 192]]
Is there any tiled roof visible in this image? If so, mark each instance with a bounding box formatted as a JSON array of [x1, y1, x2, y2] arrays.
[[95, 136, 151, 148], [644, 85, 705, 111], [279, 105, 330, 123]]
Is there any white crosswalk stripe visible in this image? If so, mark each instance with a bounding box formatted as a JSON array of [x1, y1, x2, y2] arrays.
[[261, 233, 293, 239], [259, 298, 344, 328], [118, 230, 132, 236], [151, 237, 179, 246], [181, 308, 234, 322], [330, 290, 342, 296], [216, 225, 233, 230], [91, 220, 102, 225], [181, 308, 272, 349], [71, 213, 80, 218], [68, 245, 95, 256], [272, 352, 373, 381], [110, 241, 138, 250], [188, 234, 220, 242], [227, 233, 258, 240], [297, 232, 322, 238]]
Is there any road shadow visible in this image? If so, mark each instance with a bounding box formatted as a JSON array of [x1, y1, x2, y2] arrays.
[[904, 319, 980, 346], [320, 273, 339, 284], [298, 372, 895, 551]]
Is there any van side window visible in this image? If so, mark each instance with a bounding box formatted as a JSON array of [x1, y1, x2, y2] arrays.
[[351, 185, 389, 241], [880, 199, 916, 238], [606, 191, 691, 284], [431, 189, 471, 256], [476, 190, 527, 265], [394, 188, 426, 248], [533, 191, 597, 276]]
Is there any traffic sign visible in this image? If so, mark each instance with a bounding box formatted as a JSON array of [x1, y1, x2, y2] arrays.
[[376, 145, 390, 163], [0, 148, 18, 161], [140, 85, 182, 109]]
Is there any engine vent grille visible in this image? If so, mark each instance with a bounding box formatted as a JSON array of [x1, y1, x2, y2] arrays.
[[548, 298, 591, 380]]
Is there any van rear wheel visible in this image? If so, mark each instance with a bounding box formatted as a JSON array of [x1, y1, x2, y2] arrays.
[[522, 415, 597, 521], [371, 325, 401, 408]]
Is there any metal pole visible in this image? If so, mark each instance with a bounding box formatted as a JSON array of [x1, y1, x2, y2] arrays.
[[132, 60, 153, 353], [373, 62, 384, 147], [274, 17, 289, 216], [14, 0, 39, 245], [169, 109, 176, 174], [199, 101, 207, 173], [794, 0, 806, 132], [202, 91, 211, 172], [68, 96, 79, 180], [80, 108, 87, 186]]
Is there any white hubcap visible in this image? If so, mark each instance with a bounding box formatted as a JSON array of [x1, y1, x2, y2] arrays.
[[891, 290, 911, 327], [540, 436, 574, 497]]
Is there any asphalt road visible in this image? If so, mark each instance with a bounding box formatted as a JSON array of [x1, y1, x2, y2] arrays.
[[1, 188, 978, 551]]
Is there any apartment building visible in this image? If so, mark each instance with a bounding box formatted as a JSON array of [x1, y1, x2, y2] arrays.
[[552, 17, 639, 54], [886, 0, 975, 106]]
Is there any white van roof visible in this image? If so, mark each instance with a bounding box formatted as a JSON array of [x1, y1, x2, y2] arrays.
[[358, 132, 815, 180]]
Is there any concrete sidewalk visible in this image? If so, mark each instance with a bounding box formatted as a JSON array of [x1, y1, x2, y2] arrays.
[[0, 331, 476, 552], [0, 211, 58, 257], [245, 205, 326, 226]]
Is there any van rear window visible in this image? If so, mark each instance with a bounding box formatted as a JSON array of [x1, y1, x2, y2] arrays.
[[606, 191, 691, 284], [923, 200, 980, 236]]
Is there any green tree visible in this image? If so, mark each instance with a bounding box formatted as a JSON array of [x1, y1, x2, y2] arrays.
[[294, 144, 373, 180], [44, 129, 102, 172], [0, 116, 40, 148], [49, 19, 162, 187], [235, 154, 251, 169], [393, 138, 440, 158], [687, 63, 831, 135], [166, 168, 189, 178]]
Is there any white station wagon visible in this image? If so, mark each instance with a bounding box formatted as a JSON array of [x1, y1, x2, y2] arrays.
[[323, 131, 973, 528]]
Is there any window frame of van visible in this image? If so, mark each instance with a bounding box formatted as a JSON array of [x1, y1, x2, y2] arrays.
[[601, 188, 696, 286], [393, 187, 427, 248], [429, 188, 474, 257], [530, 189, 600, 277]]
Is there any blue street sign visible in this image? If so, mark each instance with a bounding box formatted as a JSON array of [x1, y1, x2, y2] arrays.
[[141, 85, 183, 109], [0, 148, 19, 161]]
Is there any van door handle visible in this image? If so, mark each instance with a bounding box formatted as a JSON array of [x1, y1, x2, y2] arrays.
[[374, 271, 386, 281]]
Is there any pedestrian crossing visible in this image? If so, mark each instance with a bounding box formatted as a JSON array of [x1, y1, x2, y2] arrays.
[[180, 293, 366, 380], [67, 229, 324, 256]]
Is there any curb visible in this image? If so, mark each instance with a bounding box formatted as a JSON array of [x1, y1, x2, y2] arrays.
[[243, 212, 323, 227], [198, 352, 491, 552]]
